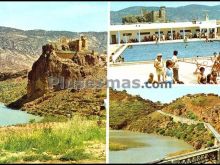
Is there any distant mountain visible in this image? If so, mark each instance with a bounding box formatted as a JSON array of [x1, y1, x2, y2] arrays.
[[111, 4, 220, 24], [0, 26, 107, 72]]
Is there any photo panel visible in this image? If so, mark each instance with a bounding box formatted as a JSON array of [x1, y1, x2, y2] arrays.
[[0, 2, 108, 164], [109, 1, 220, 164]]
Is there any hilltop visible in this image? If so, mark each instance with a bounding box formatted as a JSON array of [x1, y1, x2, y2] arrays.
[[0, 26, 107, 72], [163, 93, 220, 132], [111, 4, 220, 24]]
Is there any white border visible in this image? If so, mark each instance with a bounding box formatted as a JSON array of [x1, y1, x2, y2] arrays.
[[106, 1, 110, 164]]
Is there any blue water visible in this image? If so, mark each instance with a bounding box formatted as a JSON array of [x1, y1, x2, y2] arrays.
[[0, 103, 42, 126], [121, 41, 220, 62]]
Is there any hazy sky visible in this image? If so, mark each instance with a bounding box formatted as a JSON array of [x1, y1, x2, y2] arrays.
[[111, 1, 220, 11], [116, 85, 220, 103], [0, 2, 108, 32]]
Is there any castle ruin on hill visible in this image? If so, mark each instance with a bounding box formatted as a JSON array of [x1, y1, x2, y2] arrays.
[[122, 6, 166, 24], [49, 35, 90, 59], [27, 35, 105, 99]]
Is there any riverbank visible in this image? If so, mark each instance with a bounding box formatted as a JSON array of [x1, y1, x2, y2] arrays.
[[0, 77, 106, 163]]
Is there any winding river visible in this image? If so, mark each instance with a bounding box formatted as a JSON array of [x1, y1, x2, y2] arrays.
[[0, 103, 42, 126], [110, 130, 193, 163]]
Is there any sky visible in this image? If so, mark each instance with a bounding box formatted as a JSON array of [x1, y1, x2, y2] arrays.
[[110, 1, 220, 11], [116, 85, 220, 103], [0, 2, 108, 32]]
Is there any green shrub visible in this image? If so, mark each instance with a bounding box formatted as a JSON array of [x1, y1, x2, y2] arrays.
[[0, 156, 19, 164], [207, 141, 214, 147], [186, 111, 198, 120], [29, 119, 36, 124], [170, 102, 185, 110], [196, 123, 205, 131], [22, 154, 52, 162], [59, 149, 90, 161]]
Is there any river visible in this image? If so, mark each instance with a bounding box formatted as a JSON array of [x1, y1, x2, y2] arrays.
[[0, 103, 42, 126], [110, 130, 193, 163]]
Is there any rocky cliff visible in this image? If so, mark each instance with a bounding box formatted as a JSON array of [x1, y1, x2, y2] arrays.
[[27, 44, 106, 99]]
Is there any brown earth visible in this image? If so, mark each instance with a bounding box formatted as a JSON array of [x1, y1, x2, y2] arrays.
[[163, 94, 220, 132]]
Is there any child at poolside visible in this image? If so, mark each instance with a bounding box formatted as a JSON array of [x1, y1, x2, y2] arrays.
[[193, 56, 201, 75], [147, 73, 157, 84], [207, 71, 218, 84], [197, 67, 206, 84], [165, 60, 175, 84], [154, 53, 165, 82]]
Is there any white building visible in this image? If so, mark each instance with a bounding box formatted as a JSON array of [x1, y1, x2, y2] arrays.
[[110, 19, 220, 45]]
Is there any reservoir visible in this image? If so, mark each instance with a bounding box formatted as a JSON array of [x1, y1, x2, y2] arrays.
[[110, 130, 193, 163], [0, 103, 42, 127]]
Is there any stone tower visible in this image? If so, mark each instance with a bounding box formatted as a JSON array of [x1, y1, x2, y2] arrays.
[[80, 35, 88, 51], [151, 11, 157, 22], [159, 6, 166, 22]]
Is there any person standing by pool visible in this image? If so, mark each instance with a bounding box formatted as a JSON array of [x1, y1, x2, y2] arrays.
[[156, 36, 159, 44], [154, 53, 165, 82], [212, 54, 220, 76], [212, 52, 218, 63], [165, 60, 175, 84], [172, 50, 179, 83], [197, 67, 206, 84]]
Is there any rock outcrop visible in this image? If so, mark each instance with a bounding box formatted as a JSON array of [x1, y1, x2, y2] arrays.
[[27, 44, 105, 99]]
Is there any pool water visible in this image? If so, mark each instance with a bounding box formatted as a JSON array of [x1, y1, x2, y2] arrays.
[[121, 41, 220, 62]]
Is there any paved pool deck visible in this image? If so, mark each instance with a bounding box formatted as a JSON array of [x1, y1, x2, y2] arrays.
[[109, 60, 219, 84]]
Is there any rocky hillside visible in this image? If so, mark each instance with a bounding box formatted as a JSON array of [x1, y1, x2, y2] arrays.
[[163, 93, 220, 132], [0, 26, 107, 72], [110, 90, 215, 150], [110, 89, 163, 129], [0, 78, 106, 118], [111, 4, 220, 24]]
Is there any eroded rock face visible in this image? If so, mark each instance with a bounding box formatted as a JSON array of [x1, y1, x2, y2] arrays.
[[27, 44, 104, 99]]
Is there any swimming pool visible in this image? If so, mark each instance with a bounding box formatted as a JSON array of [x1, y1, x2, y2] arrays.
[[121, 41, 220, 62]]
